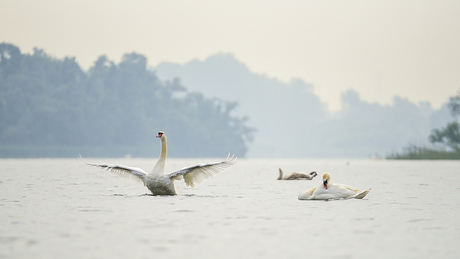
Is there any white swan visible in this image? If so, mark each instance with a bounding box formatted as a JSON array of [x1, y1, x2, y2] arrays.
[[277, 168, 317, 180], [298, 173, 371, 200], [80, 131, 236, 195]]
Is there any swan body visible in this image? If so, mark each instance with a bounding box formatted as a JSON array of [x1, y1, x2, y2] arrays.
[[81, 131, 236, 195], [277, 168, 317, 180], [298, 173, 370, 200]]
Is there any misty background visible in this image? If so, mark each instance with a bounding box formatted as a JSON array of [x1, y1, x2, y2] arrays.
[[1, 1, 459, 158], [2, 1, 459, 112], [154, 53, 453, 158], [1, 42, 455, 158]]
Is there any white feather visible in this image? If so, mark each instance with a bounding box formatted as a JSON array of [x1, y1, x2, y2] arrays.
[[79, 155, 147, 185], [168, 154, 237, 188]]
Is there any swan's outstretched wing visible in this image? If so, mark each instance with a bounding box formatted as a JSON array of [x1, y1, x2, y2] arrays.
[[79, 155, 147, 185], [167, 154, 237, 188]]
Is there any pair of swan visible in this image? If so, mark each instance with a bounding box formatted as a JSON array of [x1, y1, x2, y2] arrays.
[[277, 167, 370, 200], [80, 131, 236, 196], [278, 168, 317, 180], [298, 173, 371, 200]]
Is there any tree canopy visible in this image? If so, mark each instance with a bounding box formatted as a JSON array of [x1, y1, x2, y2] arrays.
[[448, 90, 460, 118], [0, 43, 254, 158], [428, 91, 460, 152], [429, 121, 460, 151]]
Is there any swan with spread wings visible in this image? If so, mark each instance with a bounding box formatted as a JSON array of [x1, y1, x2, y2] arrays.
[[80, 131, 236, 195]]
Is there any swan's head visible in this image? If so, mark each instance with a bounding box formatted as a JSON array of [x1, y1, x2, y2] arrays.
[[156, 131, 165, 139], [310, 171, 317, 178], [322, 173, 331, 189]]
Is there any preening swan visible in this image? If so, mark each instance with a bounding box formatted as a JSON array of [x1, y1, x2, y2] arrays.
[[277, 168, 317, 180], [80, 131, 237, 196], [298, 173, 370, 200]]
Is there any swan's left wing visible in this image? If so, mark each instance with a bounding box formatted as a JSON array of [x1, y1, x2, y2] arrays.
[[167, 154, 237, 188], [79, 155, 147, 185], [352, 188, 371, 199]]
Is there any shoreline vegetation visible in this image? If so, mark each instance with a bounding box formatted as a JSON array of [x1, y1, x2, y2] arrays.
[[0, 145, 159, 158], [387, 145, 460, 160], [2, 144, 460, 160]]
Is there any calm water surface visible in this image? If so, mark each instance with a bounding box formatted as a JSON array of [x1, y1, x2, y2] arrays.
[[1, 158, 459, 258]]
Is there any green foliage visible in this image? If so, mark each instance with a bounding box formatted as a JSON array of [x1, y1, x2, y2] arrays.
[[387, 145, 460, 160], [448, 90, 460, 118], [0, 43, 254, 158], [429, 121, 460, 151], [428, 91, 460, 152]]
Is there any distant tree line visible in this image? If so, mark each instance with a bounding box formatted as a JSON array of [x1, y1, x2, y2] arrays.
[[388, 91, 460, 159], [0, 43, 254, 158]]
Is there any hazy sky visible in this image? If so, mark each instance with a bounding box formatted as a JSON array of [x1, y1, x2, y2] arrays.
[[2, 0, 459, 111]]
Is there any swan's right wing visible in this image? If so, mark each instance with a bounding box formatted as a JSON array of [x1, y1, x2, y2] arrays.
[[167, 154, 237, 188], [298, 187, 317, 200], [79, 155, 147, 185]]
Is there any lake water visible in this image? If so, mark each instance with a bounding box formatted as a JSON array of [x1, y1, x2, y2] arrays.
[[1, 158, 459, 258]]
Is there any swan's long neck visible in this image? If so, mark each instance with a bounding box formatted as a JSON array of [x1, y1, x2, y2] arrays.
[[152, 136, 167, 175], [278, 168, 283, 180]]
